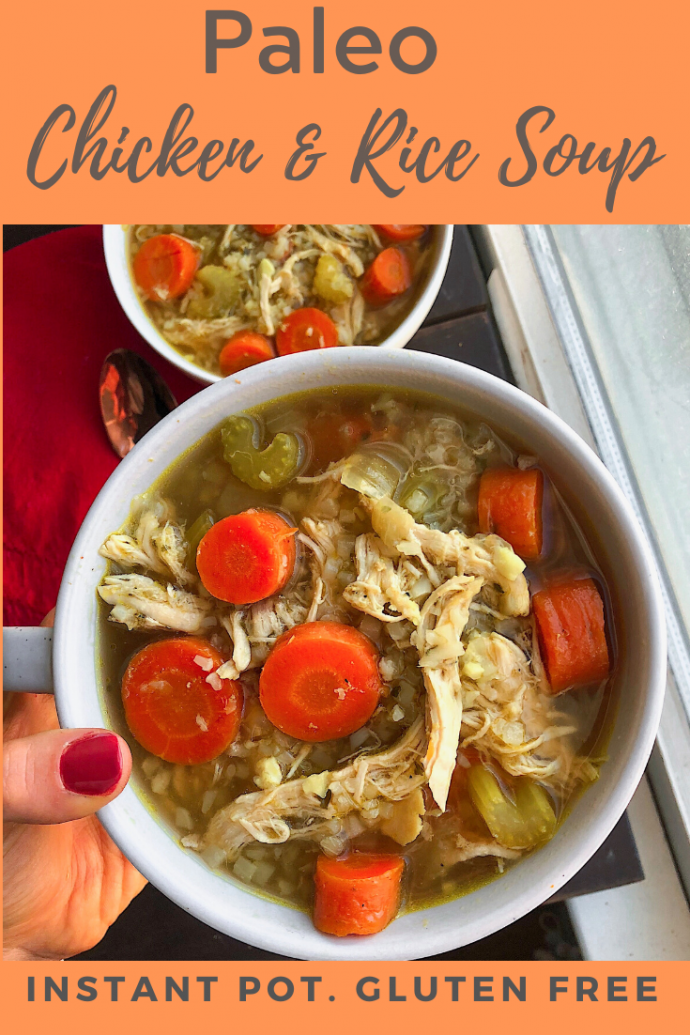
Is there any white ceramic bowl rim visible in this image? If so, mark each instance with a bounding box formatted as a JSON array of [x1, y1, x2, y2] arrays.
[[102, 224, 454, 386], [54, 348, 667, 961]]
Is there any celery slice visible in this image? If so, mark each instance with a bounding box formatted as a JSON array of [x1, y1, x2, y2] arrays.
[[186, 510, 215, 566], [467, 765, 557, 849], [467, 766, 527, 849], [514, 780, 557, 845], [221, 415, 302, 491]]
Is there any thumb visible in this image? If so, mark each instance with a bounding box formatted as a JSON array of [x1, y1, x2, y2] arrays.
[[3, 728, 132, 824]]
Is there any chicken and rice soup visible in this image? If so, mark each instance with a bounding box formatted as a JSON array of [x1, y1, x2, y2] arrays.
[[97, 387, 614, 937], [129, 225, 434, 377]]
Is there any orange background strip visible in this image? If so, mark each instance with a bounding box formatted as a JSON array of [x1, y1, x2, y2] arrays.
[[1, 0, 689, 221], [0, 961, 685, 1027], [0, 964, 682, 1022]]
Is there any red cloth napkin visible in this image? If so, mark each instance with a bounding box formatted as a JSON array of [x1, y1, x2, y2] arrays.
[[3, 226, 202, 626]]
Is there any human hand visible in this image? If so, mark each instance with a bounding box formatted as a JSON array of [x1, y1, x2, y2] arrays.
[[3, 610, 147, 960]]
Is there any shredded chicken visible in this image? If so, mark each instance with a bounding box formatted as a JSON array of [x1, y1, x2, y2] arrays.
[[98, 574, 215, 632], [450, 832, 521, 864], [414, 576, 483, 810], [370, 497, 529, 616], [217, 594, 310, 676], [99, 495, 195, 587], [203, 718, 426, 860], [344, 497, 530, 810], [460, 631, 577, 783], [217, 610, 252, 680], [344, 533, 422, 623]]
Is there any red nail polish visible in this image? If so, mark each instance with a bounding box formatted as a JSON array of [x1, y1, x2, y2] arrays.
[[60, 733, 122, 796]]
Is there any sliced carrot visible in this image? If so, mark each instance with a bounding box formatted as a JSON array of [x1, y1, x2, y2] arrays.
[[250, 224, 286, 236], [218, 331, 275, 377], [196, 509, 296, 605], [305, 410, 372, 472], [533, 577, 611, 694], [121, 637, 243, 764], [259, 622, 382, 741], [373, 224, 427, 242], [360, 247, 412, 306], [276, 307, 339, 355], [133, 233, 199, 302], [314, 853, 404, 936], [478, 466, 544, 560]]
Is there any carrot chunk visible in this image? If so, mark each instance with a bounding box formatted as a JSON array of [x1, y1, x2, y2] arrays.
[[196, 509, 296, 605], [276, 307, 339, 354], [121, 637, 243, 764], [314, 853, 404, 936], [133, 233, 199, 302], [373, 224, 427, 242], [533, 577, 611, 693], [219, 331, 275, 377], [259, 622, 383, 741], [478, 466, 544, 560], [250, 224, 286, 236], [305, 410, 372, 472], [360, 247, 412, 306]]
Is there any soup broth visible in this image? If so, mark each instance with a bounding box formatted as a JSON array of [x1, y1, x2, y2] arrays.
[[97, 386, 615, 929]]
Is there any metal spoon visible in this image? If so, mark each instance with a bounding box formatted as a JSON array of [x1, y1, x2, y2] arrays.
[[99, 349, 178, 458]]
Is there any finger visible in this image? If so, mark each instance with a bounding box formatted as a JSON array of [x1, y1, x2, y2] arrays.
[[40, 608, 56, 628], [3, 728, 132, 824]]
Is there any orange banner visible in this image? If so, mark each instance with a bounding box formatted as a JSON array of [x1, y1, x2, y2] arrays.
[[0, 961, 685, 1031], [1, 0, 689, 221]]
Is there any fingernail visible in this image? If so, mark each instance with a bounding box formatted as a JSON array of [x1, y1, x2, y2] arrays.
[[60, 733, 122, 796]]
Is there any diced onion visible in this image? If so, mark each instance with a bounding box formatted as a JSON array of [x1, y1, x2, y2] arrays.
[[141, 756, 160, 779], [233, 856, 257, 882], [320, 835, 347, 858], [349, 728, 370, 750], [201, 790, 217, 815], [201, 844, 227, 869], [151, 769, 171, 795], [341, 452, 401, 500], [175, 807, 194, 831], [252, 861, 276, 886]]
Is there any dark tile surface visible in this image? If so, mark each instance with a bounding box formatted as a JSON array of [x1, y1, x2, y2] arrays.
[[6, 224, 643, 962], [423, 225, 488, 323], [548, 813, 643, 902], [410, 310, 515, 384]]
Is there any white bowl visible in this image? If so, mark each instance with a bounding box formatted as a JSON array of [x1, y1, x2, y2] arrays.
[[54, 348, 666, 960], [103, 224, 454, 385]]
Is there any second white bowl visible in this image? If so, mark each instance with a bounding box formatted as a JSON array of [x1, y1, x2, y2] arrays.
[[103, 224, 454, 385]]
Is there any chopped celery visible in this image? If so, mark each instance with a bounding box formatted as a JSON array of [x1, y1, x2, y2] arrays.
[[467, 766, 527, 849], [341, 452, 401, 500], [399, 476, 443, 518], [514, 780, 556, 845], [221, 415, 302, 491], [187, 266, 240, 318], [186, 510, 215, 566], [467, 765, 557, 849], [313, 254, 353, 304]]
